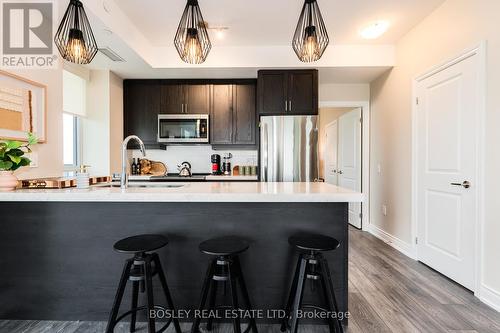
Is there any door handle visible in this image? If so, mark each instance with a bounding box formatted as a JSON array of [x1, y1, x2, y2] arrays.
[[451, 181, 471, 189], [338, 170, 343, 175], [333, 169, 337, 173]]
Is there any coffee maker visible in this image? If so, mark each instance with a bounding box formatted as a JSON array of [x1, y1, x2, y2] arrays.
[[211, 154, 221, 175]]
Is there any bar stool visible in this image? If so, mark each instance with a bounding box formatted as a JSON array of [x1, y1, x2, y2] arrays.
[[280, 234, 344, 333], [105, 234, 182, 333], [191, 236, 258, 333]]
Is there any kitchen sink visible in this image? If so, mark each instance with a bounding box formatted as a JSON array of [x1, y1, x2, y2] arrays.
[[95, 182, 185, 189]]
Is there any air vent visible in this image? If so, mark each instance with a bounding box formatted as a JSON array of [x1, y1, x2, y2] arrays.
[[98, 47, 125, 62]]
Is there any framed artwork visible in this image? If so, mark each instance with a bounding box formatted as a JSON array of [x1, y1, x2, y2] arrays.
[[0, 70, 47, 143]]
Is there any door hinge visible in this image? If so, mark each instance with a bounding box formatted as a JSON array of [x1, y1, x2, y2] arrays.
[[359, 213, 362, 219], [416, 97, 419, 105], [415, 237, 418, 245]]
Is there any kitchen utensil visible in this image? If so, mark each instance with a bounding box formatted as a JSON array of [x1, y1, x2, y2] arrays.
[[177, 161, 192, 177]]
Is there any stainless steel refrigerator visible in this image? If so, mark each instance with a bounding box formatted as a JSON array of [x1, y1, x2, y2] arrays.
[[260, 116, 319, 182]]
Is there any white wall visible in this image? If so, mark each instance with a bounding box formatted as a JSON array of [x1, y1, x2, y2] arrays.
[[82, 70, 110, 176], [370, 0, 500, 306], [320, 83, 370, 102], [131, 147, 258, 175], [82, 70, 124, 176], [7, 66, 63, 179], [109, 72, 124, 174]]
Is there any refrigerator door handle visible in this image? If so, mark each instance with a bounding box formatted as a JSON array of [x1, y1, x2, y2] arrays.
[[262, 123, 268, 181]]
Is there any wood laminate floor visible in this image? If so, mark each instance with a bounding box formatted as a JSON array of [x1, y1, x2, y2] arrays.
[[1, 227, 499, 333]]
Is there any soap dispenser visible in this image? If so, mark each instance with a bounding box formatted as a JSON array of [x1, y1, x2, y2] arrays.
[[76, 165, 90, 189]]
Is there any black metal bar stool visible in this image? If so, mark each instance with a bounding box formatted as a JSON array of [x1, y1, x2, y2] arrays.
[[281, 234, 344, 333], [105, 234, 182, 333], [191, 236, 258, 333]]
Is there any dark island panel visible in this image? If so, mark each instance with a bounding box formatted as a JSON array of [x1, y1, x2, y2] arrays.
[[0, 202, 348, 323]]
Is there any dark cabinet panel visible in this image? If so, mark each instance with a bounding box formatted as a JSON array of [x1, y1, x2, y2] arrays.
[[233, 84, 256, 145], [288, 70, 318, 115], [125, 79, 256, 148], [257, 69, 318, 115], [210, 85, 233, 145], [124, 80, 160, 146], [160, 83, 183, 114], [184, 84, 210, 114], [257, 71, 287, 115]]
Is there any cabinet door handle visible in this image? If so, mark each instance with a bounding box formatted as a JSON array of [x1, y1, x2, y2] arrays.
[[289, 100, 292, 111], [185, 103, 188, 113], [285, 100, 288, 112], [181, 104, 184, 113]]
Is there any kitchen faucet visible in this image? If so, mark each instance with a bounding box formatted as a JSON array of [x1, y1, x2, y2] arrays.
[[121, 135, 146, 189]]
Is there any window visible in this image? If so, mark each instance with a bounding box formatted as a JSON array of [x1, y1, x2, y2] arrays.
[[63, 113, 80, 168]]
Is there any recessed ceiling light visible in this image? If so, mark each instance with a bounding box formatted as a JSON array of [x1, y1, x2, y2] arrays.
[[360, 21, 389, 39]]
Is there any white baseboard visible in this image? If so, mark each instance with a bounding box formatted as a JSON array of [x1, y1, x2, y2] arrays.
[[367, 224, 416, 259], [479, 284, 500, 312]]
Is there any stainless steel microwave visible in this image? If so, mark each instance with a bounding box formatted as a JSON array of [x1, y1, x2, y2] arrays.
[[157, 114, 209, 143]]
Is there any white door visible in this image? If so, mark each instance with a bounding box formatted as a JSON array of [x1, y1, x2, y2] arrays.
[[338, 108, 362, 228], [324, 121, 338, 185], [416, 54, 478, 290]]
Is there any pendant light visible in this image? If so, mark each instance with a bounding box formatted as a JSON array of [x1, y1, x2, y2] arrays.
[[54, 0, 98, 64], [174, 0, 211, 64], [292, 0, 329, 62]]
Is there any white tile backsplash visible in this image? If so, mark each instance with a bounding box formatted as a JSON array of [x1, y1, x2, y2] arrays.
[[130, 146, 258, 174]]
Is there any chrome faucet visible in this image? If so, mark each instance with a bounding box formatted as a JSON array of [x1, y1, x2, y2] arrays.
[[121, 135, 146, 189]]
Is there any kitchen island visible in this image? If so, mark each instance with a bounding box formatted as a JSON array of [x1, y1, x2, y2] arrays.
[[0, 182, 362, 324]]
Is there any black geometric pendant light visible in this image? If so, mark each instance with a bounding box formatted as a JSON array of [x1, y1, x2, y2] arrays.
[[174, 0, 211, 64], [54, 0, 98, 64], [292, 0, 329, 62]]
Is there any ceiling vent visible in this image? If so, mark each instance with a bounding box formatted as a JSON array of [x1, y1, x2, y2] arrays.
[[98, 47, 125, 62]]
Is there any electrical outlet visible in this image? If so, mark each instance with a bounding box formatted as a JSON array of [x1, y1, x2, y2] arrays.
[[382, 205, 387, 216]]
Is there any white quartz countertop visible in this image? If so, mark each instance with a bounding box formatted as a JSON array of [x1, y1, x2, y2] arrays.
[[0, 182, 363, 203]]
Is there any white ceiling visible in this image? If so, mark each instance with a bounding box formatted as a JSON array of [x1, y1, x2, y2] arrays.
[[76, 0, 443, 80], [114, 0, 445, 47]]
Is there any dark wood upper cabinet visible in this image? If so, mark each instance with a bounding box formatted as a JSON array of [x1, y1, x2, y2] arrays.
[[233, 83, 256, 145], [124, 80, 161, 146], [257, 71, 287, 115], [210, 85, 233, 145], [184, 84, 210, 114], [258, 69, 318, 115], [124, 79, 257, 148], [160, 83, 183, 114], [210, 82, 257, 146]]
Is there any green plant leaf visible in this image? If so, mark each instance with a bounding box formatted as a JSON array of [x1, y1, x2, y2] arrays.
[[27, 132, 38, 145], [10, 157, 30, 171], [0, 160, 13, 171], [7, 154, 21, 164], [6, 140, 22, 149]]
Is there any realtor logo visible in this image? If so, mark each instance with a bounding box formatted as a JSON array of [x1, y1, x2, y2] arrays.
[[1, 1, 58, 68]]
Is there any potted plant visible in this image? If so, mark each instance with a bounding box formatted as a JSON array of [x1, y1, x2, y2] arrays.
[[0, 133, 38, 191]]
